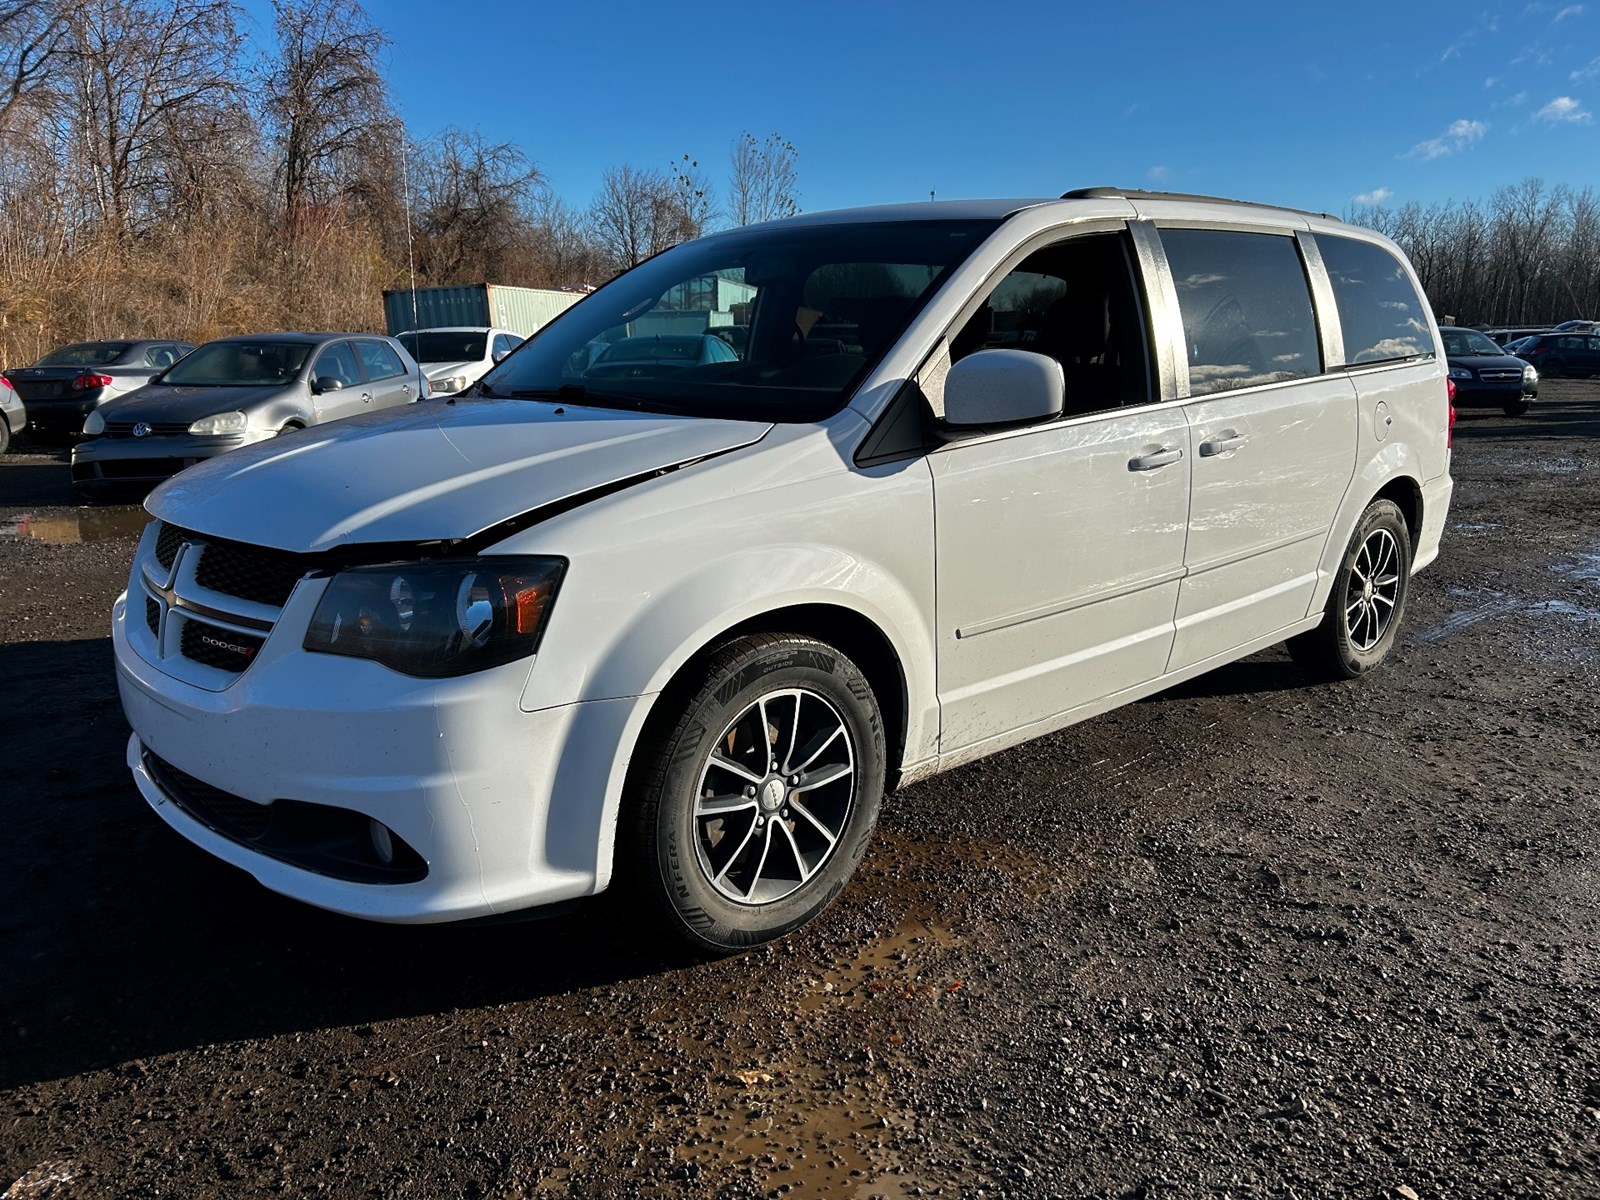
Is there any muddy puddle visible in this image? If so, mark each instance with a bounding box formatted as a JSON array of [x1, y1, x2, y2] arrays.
[[680, 908, 975, 1197], [0, 508, 148, 544]]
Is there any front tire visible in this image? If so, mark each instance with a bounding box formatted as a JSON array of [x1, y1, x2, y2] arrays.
[[624, 634, 886, 954], [1504, 398, 1530, 417], [1288, 498, 1412, 680]]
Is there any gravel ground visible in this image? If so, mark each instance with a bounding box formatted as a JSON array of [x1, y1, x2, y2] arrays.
[[2, 384, 1598, 1200]]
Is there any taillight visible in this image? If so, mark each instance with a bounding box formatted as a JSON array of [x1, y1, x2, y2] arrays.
[[72, 373, 114, 391], [0, 375, 13, 391], [1446, 378, 1457, 449]]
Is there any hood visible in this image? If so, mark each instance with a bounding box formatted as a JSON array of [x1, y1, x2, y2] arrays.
[[99, 382, 295, 422], [423, 360, 483, 380], [1449, 353, 1528, 370], [146, 398, 772, 553]]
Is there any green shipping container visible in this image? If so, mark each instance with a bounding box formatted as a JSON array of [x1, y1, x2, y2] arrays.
[[383, 284, 583, 339]]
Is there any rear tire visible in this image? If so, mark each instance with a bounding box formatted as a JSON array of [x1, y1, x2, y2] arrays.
[[1542, 359, 1564, 378], [0, 417, 10, 455], [623, 633, 886, 954], [1287, 498, 1412, 680]]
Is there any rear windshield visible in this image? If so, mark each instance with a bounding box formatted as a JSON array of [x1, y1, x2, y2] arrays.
[[162, 340, 314, 387], [398, 332, 487, 363], [34, 342, 130, 366], [479, 219, 998, 421]]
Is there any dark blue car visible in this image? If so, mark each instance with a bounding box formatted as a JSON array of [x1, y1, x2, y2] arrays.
[[1440, 326, 1538, 417]]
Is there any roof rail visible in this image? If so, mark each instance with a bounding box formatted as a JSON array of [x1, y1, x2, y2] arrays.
[[1059, 186, 1342, 223]]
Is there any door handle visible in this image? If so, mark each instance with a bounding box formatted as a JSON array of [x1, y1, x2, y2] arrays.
[[360, 391, 373, 404], [1128, 446, 1184, 471], [1199, 431, 1247, 456]]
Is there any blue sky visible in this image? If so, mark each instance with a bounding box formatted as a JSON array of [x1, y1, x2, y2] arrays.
[[246, 0, 1600, 218]]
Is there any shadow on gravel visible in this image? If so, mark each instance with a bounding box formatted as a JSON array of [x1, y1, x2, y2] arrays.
[[0, 637, 702, 1091], [0, 454, 75, 507], [1147, 651, 1316, 701], [1454, 385, 1600, 442]]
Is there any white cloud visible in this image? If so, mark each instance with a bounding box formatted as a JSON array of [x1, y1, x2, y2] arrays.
[[1552, 4, 1584, 20], [1572, 56, 1600, 81], [1354, 187, 1393, 204], [1485, 75, 1500, 87], [1405, 118, 1488, 159], [1536, 95, 1593, 121], [1147, 165, 1169, 181]]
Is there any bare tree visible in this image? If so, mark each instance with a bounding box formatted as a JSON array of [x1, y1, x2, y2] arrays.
[[728, 132, 798, 225], [262, 0, 389, 228], [413, 127, 542, 283], [588, 163, 692, 271], [61, 0, 243, 236], [671, 152, 715, 237], [0, 0, 67, 135]]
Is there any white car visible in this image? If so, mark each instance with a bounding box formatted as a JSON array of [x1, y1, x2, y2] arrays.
[[113, 188, 1452, 952], [395, 326, 523, 395]]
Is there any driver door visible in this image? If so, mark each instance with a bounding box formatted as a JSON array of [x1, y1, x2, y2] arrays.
[[310, 341, 366, 422]]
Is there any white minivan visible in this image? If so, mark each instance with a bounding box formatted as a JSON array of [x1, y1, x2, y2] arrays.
[[113, 189, 1453, 951]]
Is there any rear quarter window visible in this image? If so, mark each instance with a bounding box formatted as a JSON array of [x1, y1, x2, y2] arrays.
[[1160, 228, 1321, 396], [1315, 235, 1435, 366], [356, 340, 407, 380]]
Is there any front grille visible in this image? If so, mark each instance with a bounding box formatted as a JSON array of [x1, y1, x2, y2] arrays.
[[145, 596, 160, 635], [180, 618, 264, 671], [144, 751, 273, 840], [154, 521, 185, 568], [194, 542, 307, 607], [104, 421, 190, 437], [98, 457, 185, 479], [1479, 369, 1522, 382]]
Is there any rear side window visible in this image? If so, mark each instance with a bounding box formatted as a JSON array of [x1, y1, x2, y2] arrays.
[[1161, 229, 1321, 396], [1316, 234, 1434, 366], [356, 340, 406, 380]]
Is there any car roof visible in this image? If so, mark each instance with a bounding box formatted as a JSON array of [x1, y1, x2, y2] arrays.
[[712, 187, 1342, 237], [203, 332, 393, 345], [397, 326, 509, 335]]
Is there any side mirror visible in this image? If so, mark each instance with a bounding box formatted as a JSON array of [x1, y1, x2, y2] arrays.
[[313, 376, 344, 394], [492, 348, 509, 363], [943, 349, 1064, 427]]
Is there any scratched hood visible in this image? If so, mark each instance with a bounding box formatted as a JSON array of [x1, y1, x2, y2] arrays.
[[146, 398, 772, 553]]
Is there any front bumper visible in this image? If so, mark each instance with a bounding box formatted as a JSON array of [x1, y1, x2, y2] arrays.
[[1451, 379, 1536, 407], [113, 586, 637, 923], [72, 432, 247, 484]]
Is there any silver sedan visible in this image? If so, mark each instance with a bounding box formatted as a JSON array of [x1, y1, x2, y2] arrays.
[[71, 333, 426, 498]]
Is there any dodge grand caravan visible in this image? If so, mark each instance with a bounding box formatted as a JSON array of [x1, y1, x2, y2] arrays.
[[113, 189, 1452, 951]]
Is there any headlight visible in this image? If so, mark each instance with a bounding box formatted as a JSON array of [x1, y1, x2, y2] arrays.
[[83, 410, 105, 435], [1523, 364, 1538, 383], [188, 411, 248, 436], [430, 375, 468, 394], [1449, 367, 1473, 380], [303, 558, 565, 677]]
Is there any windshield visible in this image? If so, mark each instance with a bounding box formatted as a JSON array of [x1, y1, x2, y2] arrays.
[[398, 331, 487, 363], [480, 219, 998, 420], [162, 340, 314, 387], [1443, 330, 1507, 356], [36, 342, 129, 367]]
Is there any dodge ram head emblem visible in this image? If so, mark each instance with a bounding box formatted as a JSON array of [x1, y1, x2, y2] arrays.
[[133, 422, 152, 438]]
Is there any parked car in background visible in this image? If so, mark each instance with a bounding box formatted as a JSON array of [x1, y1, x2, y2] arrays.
[[2, 339, 196, 437], [1510, 332, 1600, 379], [1439, 326, 1539, 416], [112, 189, 1452, 952], [71, 332, 425, 498], [585, 333, 739, 376], [1551, 319, 1597, 333], [1483, 326, 1552, 347], [395, 326, 522, 395], [0, 375, 24, 453]]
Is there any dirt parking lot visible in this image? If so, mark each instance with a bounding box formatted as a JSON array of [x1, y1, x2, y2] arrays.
[[2, 385, 1599, 1199]]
